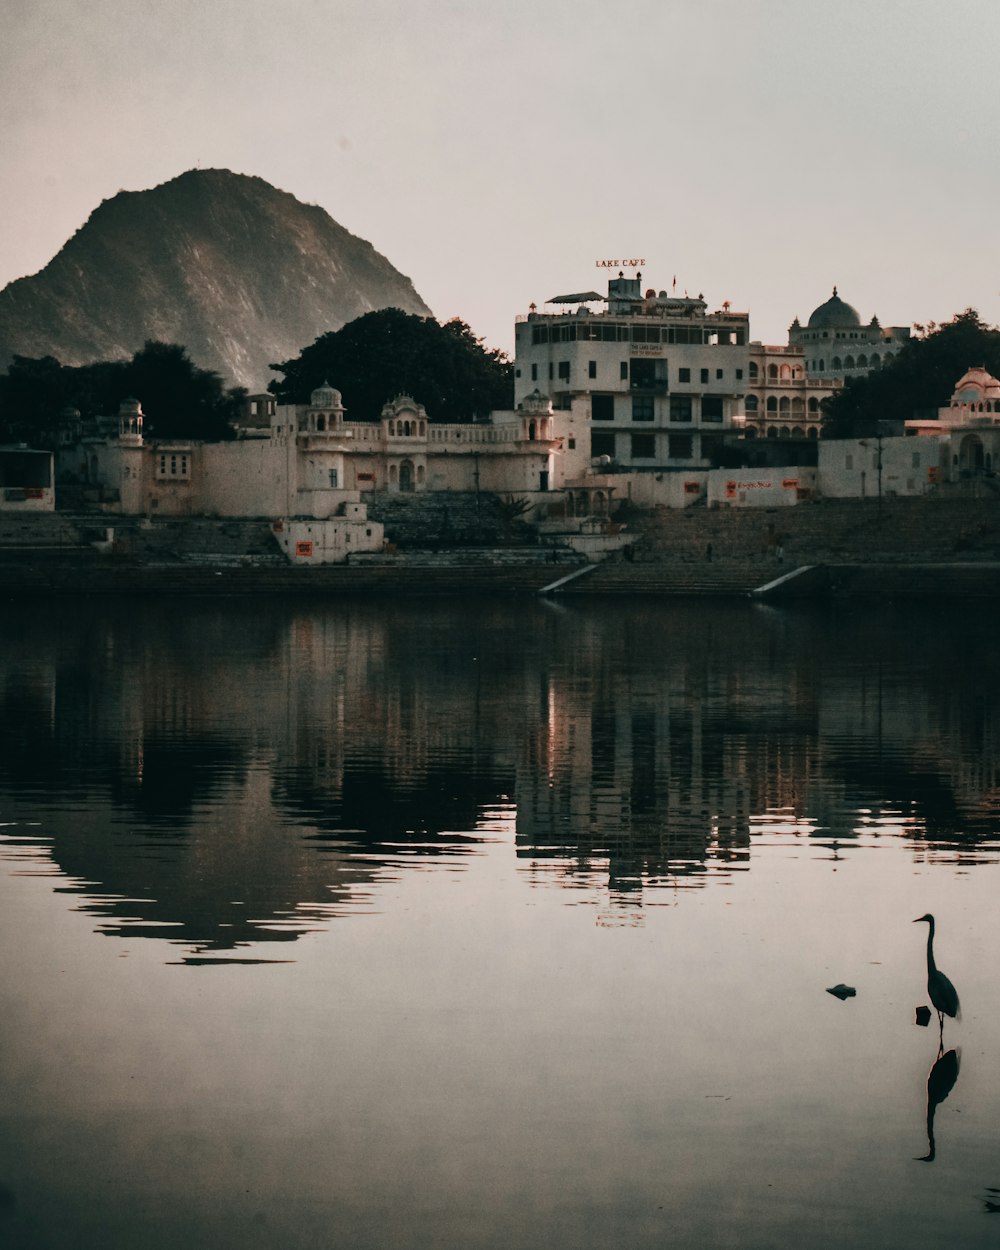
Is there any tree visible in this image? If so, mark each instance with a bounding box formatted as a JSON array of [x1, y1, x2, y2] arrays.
[[822, 310, 1000, 438], [0, 341, 242, 443], [268, 308, 513, 421]]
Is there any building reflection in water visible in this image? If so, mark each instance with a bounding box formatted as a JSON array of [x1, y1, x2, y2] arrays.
[[0, 598, 998, 954]]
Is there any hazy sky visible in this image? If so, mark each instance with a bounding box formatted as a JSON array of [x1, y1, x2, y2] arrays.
[[2, 0, 998, 355]]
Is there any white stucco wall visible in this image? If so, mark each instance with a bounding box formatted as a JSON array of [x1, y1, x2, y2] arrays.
[[817, 436, 946, 498], [274, 516, 385, 564], [707, 467, 817, 507]]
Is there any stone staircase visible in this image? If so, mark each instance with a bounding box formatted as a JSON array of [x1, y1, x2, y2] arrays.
[[104, 518, 286, 565], [365, 491, 533, 548], [623, 497, 1000, 566]]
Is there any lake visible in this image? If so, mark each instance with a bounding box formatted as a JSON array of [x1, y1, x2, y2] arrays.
[[0, 595, 998, 1249]]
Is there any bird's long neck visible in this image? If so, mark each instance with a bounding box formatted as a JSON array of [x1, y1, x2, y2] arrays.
[[926, 919, 937, 974]]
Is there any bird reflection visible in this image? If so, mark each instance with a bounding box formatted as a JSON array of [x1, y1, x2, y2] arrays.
[[913, 913, 960, 1039], [916, 1045, 960, 1162], [982, 1187, 1000, 1214]]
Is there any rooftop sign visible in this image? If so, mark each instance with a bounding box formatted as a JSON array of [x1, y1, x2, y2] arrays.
[[595, 259, 645, 268]]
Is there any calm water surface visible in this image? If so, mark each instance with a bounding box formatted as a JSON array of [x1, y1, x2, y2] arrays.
[[0, 596, 999, 1249]]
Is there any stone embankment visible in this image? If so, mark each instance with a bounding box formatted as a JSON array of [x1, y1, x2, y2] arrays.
[[2, 496, 1000, 597]]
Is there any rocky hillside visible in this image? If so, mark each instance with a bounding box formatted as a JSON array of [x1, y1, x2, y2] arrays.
[[0, 169, 432, 388]]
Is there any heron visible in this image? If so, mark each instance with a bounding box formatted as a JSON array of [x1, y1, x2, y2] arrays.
[[913, 914, 960, 1034]]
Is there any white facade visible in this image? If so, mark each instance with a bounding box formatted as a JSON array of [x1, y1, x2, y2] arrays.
[[739, 343, 837, 440], [60, 389, 587, 523], [789, 288, 910, 384], [707, 467, 818, 508], [514, 274, 749, 473], [817, 436, 947, 498], [272, 514, 385, 564]]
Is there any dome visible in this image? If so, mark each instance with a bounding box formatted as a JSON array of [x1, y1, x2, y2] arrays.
[[807, 287, 861, 330], [951, 366, 1000, 405], [310, 381, 342, 409]]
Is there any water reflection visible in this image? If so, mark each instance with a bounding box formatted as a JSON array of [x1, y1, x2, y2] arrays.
[[917, 1046, 960, 1162], [0, 599, 999, 956]]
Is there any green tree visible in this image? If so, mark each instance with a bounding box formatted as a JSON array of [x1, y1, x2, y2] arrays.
[[822, 310, 1000, 438], [268, 309, 513, 421], [0, 341, 241, 443]]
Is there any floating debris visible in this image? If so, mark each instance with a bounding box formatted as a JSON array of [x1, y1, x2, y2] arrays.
[[915, 1005, 932, 1027], [826, 984, 856, 1000]]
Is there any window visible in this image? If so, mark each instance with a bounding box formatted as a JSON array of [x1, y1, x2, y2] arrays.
[[670, 395, 692, 422], [620, 361, 628, 380], [531, 363, 538, 381], [846, 454, 854, 470], [156, 451, 190, 480], [745, 395, 759, 412], [591, 430, 616, 458], [588, 360, 597, 379], [912, 451, 921, 468], [716, 369, 724, 380], [700, 369, 709, 384], [736, 369, 743, 380], [701, 396, 724, 422], [558, 361, 570, 381], [678, 368, 691, 383], [631, 433, 655, 458], [548, 363, 554, 380], [568, 438, 576, 450], [592, 394, 615, 422], [748, 362, 759, 380], [328, 469, 338, 487], [632, 396, 654, 421], [668, 434, 693, 459]]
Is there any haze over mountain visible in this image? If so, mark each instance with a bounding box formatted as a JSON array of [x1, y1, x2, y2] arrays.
[[0, 169, 432, 389]]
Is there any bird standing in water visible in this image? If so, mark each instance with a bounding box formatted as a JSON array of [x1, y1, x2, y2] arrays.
[[914, 914, 960, 1034]]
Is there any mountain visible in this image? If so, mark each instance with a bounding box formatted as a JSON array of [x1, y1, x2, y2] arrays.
[[0, 169, 433, 389]]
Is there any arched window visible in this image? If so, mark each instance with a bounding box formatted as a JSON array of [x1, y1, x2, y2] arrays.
[[792, 427, 804, 438], [529, 420, 537, 441], [766, 397, 778, 412], [818, 359, 825, 371], [780, 364, 792, 380], [779, 428, 791, 438], [745, 396, 759, 412], [749, 361, 759, 380], [832, 356, 842, 370], [745, 427, 758, 439], [808, 398, 818, 412], [791, 397, 804, 413], [870, 353, 880, 367], [317, 414, 326, 431], [857, 354, 868, 368], [844, 356, 855, 369], [768, 427, 778, 439], [808, 427, 819, 439], [779, 396, 790, 413], [768, 364, 778, 380]]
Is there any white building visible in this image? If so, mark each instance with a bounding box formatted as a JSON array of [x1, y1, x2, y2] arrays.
[[789, 288, 910, 384], [740, 343, 836, 440], [58, 385, 588, 537], [514, 272, 749, 474], [905, 365, 1000, 476]]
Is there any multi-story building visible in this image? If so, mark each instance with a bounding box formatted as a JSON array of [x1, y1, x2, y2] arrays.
[[514, 273, 749, 472], [740, 343, 836, 440], [788, 287, 910, 384]]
